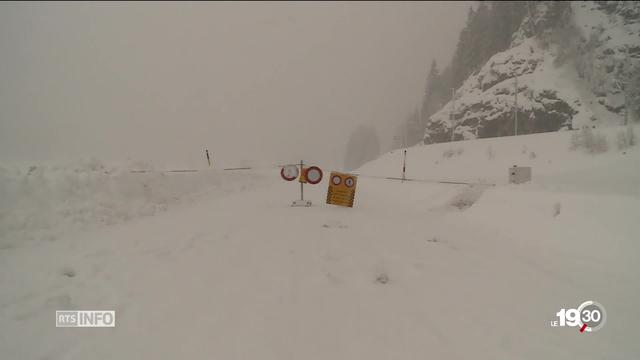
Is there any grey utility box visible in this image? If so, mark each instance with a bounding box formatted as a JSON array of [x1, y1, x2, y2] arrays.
[[509, 165, 531, 184]]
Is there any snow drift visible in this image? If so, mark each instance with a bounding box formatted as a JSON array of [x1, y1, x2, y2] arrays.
[[0, 159, 268, 249]]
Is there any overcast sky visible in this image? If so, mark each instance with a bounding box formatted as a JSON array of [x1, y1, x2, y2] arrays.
[[0, 1, 471, 169]]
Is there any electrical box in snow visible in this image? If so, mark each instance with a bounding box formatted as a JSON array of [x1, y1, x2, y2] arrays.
[[508, 166, 531, 184]]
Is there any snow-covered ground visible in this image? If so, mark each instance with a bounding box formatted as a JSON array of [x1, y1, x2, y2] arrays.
[[1, 127, 639, 359]]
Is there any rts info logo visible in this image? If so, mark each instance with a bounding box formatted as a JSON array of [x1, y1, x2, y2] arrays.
[[550, 301, 606, 333], [56, 311, 115, 328]]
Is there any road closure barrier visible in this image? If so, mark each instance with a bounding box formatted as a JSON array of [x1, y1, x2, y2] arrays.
[[128, 162, 495, 187]]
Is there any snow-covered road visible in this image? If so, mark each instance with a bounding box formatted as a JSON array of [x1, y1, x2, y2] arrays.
[[2, 128, 640, 359], [3, 168, 639, 359]]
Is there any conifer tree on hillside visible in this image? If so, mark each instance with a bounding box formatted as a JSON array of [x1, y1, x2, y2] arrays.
[[421, 59, 448, 125], [449, 2, 528, 90], [488, 1, 528, 54], [344, 125, 381, 171]]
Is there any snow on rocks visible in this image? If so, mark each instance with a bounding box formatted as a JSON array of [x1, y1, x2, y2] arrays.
[[424, 1, 640, 145], [424, 38, 577, 144]]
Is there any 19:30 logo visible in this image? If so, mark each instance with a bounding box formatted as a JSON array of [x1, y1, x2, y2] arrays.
[[551, 300, 606, 333]]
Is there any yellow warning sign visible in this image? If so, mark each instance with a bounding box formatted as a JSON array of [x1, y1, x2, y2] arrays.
[[326, 172, 357, 207]]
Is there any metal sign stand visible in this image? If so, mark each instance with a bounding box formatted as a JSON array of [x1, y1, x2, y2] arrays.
[[292, 160, 312, 207]]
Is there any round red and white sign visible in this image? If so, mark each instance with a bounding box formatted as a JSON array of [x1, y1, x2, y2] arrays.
[[344, 177, 355, 188], [305, 166, 323, 184], [331, 174, 342, 185], [280, 165, 299, 181]]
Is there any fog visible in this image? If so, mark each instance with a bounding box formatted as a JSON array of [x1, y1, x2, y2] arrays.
[[0, 1, 470, 169]]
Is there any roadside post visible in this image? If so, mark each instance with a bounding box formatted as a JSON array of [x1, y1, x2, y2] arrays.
[[402, 149, 407, 182]]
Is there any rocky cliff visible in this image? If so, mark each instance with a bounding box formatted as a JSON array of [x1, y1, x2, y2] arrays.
[[424, 1, 640, 144]]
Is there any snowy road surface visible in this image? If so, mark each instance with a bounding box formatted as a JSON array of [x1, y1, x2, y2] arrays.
[[2, 129, 640, 359]]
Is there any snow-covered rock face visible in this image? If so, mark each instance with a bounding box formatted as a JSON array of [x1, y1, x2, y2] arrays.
[[573, 1, 640, 117], [424, 38, 576, 144], [424, 1, 640, 145]]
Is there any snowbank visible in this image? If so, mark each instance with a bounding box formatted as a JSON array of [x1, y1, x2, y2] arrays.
[[0, 159, 268, 249]]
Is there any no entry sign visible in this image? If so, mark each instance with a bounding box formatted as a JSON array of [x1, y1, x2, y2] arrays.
[[305, 166, 323, 184], [280, 165, 299, 181]]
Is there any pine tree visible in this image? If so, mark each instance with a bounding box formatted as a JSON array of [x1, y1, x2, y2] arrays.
[[405, 108, 422, 147], [489, 1, 528, 53], [472, 2, 491, 69], [450, 6, 476, 88], [449, 2, 528, 90], [421, 59, 440, 123], [344, 125, 381, 171]]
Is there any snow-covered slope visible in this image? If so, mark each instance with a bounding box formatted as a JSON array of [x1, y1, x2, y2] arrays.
[[424, 1, 640, 144], [366, 124, 640, 196], [2, 128, 639, 359]]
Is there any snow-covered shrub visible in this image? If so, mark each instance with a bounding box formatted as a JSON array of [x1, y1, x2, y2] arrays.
[[616, 125, 637, 150], [553, 202, 562, 217], [486, 146, 495, 159], [442, 147, 464, 159], [570, 130, 581, 150], [616, 131, 627, 150], [627, 126, 637, 146], [442, 148, 456, 158], [588, 132, 608, 154], [449, 185, 486, 210], [570, 126, 608, 154]]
